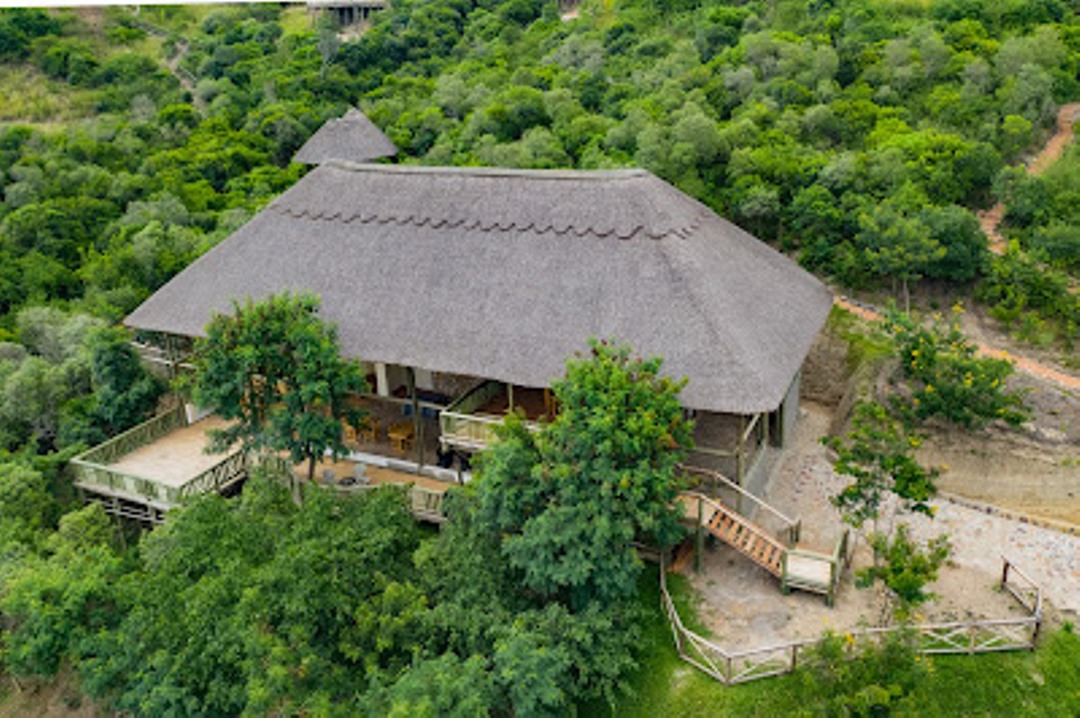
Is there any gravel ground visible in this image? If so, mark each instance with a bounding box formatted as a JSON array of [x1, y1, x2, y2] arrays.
[[685, 402, 1079, 652]]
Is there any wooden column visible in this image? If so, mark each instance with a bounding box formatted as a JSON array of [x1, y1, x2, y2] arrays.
[[695, 497, 704, 574], [407, 367, 423, 467], [507, 383, 515, 413], [164, 332, 178, 382], [735, 415, 745, 514]]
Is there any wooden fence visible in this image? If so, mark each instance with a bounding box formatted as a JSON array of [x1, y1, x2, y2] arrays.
[[660, 556, 1042, 686]]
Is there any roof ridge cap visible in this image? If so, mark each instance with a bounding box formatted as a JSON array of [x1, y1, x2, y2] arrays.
[[322, 161, 651, 182], [269, 204, 702, 240]]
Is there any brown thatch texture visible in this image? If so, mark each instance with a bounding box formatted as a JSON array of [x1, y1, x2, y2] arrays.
[[292, 108, 398, 165], [126, 164, 831, 414]]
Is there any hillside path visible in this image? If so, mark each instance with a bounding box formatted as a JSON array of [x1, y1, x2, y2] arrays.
[[833, 296, 1080, 392], [978, 103, 1080, 254]]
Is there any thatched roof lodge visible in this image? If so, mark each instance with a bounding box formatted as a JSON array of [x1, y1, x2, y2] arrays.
[[125, 161, 831, 492], [292, 108, 398, 165]]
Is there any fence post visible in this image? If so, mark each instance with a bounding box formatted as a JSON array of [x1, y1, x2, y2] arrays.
[[1001, 558, 1009, 590], [791, 643, 798, 672]]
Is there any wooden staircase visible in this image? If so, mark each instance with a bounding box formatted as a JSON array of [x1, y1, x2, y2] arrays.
[[694, 494, 786, 577], [677, 489, 849, 606]]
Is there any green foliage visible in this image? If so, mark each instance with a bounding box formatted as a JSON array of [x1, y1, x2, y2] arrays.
[[190, 292, 366, 487], [0, 503, 122, 678], [888, 310, 1031, 428], [59, 326, 165, 446], [0, 308, 159, 452], [475, 339, 692, 610], [857, 524, 952, 619], [360, 652, 495, 718], [0, 461, 56, 550], [978, 245, 1080, 347], [826, 401, 938, 528], [77, 475, 424, 715], [797, 628, 930, 717]]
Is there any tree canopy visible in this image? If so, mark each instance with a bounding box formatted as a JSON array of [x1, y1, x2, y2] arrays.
[[190, 292, 366, 489]]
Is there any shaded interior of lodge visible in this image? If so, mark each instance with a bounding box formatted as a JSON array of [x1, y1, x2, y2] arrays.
[[306, 0, 387, 29], [74, 343, 797, 523]]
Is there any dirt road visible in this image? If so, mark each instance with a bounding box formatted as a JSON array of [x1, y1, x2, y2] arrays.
[[978, 103, 1080, 254], [833, 296, 1080, 392]]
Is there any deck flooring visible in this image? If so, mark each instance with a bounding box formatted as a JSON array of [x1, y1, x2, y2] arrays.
[[107, 416, 238, 488], [295, 456, 454, 493]]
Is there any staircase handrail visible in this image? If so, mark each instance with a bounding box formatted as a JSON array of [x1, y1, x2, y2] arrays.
[[679, 465, 801, 544], [681, 491, 785, 554]]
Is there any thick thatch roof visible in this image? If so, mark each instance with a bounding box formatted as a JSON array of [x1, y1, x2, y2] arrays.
[[292, 108, 398, 165], [126, 164, 832, 414]]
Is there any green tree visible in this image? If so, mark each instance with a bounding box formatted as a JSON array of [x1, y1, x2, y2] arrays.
[[1, 503, 122, 678], [59, 327, 166, 446], [798, 627, 930, 715], [190, 293, 366, 494], [858, 523, 952, 620], [825, 401, 939, 531], [858, 203, 945, 312], [474, 339, 692, 610], [888, 311, 1030, 429], [0, 461, 56, 550]]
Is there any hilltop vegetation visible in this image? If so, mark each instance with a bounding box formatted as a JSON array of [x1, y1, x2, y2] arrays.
[[0, 1, 1078, 335], [0, 1, 1079, 714]]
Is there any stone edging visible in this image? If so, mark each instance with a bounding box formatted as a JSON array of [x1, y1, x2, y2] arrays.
[[936, 491, 1080, 537]]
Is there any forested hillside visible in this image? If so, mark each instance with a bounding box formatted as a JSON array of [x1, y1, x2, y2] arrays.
[[1, 0, 1078, 342], [1, 1, 1079, 715]]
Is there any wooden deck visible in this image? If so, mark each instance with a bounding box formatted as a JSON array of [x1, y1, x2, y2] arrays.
[[295, 455, 454, 494], [106, 416, 237, 488]]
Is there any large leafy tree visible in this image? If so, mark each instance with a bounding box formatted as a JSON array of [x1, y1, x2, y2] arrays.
[[475, 339, 693, 611], [190, 292, 366, 492]]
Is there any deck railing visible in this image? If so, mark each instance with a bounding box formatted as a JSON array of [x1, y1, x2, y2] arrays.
[[331, 481, 447, 523], [660, 555, 1042, 686], [72, 407, 247, 508], [179, 449, 250, 500], [439, 380, 543, 451], [439, 410, 540, 451], [75, 403, 187, 466]]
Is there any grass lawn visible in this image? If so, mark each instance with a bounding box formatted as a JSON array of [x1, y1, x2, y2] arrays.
[[586, 571, 1080, 717]]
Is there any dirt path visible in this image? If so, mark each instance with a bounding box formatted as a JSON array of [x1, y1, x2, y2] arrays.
[[165, 38, 203, 112], [686, 402, 1078, 652], [128, 14, 205, 114], [833, 296, 1080, 392], [978, 103, 1080, 255]]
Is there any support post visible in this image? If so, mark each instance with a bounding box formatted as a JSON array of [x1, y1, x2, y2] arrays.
[[164, 332, 177, 381], [407, 367, 423, 467], [735, 415, 745, 514], [507, 383, 515, 413], [695, 497, 704, 574]]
